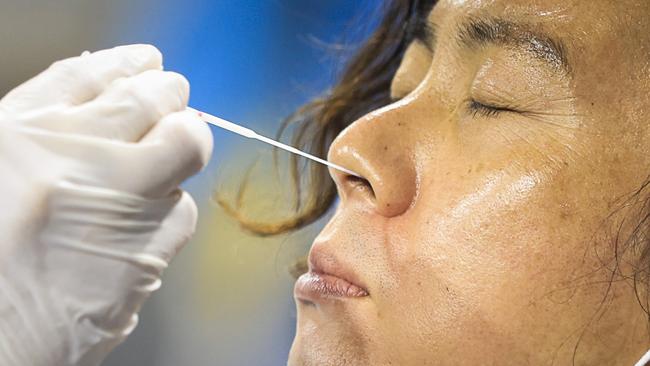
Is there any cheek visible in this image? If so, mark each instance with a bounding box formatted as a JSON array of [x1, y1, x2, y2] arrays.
[[376, 164, 616, 359]]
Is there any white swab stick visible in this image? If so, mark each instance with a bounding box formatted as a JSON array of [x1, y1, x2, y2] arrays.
[[188, 107, 362, 178]]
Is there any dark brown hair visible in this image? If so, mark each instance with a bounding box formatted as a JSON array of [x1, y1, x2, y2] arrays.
[[217, 0, 437, 237]]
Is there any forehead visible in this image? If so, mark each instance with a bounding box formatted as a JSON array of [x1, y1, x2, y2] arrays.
[[429, 0, 647, 36], [433, 0, 638, 18], [428, 0, 650, 72]]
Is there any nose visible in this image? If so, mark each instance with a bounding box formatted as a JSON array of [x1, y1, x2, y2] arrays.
[[327, 105, 417, 217]]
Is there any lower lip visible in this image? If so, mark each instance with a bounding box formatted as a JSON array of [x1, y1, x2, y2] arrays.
[[294, 272, 369, 303]]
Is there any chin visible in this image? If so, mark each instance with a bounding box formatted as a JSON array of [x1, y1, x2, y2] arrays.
[[288, 303, 373, 366], [288, 334, 368, 366]]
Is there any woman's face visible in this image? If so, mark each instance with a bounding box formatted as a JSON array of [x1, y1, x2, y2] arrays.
[[289, 0, 650, 365]]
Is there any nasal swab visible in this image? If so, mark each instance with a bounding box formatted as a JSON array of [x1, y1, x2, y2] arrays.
[[188, 107, 361, 178], [79, 49, 360, 178]]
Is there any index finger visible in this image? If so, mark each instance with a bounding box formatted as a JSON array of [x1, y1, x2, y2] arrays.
[[1, 44, 163, 110]]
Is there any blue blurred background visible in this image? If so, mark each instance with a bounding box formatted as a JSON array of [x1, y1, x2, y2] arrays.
[[0, 0, 381, 365]]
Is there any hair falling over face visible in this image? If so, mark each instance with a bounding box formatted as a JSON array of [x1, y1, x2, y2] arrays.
[[215, 0, 437, 276], [217, 0, 435, 231]]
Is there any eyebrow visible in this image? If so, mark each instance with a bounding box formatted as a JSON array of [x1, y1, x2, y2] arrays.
[[414, 16, 572, 76]]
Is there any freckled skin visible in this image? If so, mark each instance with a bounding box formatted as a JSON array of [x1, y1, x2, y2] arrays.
[[289, 1, 650, 365]]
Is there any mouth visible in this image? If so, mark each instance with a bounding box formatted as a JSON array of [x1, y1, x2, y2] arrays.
[[294, 248, 369, 304]]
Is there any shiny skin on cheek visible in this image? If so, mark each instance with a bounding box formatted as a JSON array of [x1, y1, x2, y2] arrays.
[[383, 159, 634, 363]]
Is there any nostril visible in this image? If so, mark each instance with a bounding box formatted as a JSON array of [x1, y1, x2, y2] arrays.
[[345, 175, 375, 198]]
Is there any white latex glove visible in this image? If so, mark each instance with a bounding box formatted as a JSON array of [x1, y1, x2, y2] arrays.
[[0, 44, 213, 366]]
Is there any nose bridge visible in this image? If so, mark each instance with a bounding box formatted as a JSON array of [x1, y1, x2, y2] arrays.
[[328, 102, 420, 217]]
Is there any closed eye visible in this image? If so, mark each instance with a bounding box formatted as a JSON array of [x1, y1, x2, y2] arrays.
[[468, 99, 519, 118]]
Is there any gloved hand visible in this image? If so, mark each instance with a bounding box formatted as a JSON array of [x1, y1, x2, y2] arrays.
[[0, 44, 213, 366]]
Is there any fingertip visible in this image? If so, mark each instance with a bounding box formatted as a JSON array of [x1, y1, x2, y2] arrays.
[[141, 110, 214, 172], [167, 71, 191, 107], [114, 44, 163, 70], [183, 111, 214, 169], [135, 70, 190, 111], [131, 111, 213, 197], [168, 111, 214, 169]]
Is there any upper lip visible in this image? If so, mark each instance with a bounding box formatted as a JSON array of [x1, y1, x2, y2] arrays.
[[308, 246, 369, 294]]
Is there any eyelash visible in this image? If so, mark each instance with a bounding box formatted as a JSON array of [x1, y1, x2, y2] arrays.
[[468, 100, 519, 118], [390, 97, 518, 118]]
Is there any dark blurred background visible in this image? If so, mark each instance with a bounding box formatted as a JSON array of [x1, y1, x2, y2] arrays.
[[0, 0, 381, 365]]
